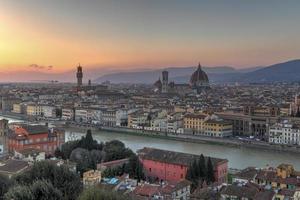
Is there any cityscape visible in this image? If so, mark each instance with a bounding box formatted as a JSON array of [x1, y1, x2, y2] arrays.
[[1, 1, 300, 200]]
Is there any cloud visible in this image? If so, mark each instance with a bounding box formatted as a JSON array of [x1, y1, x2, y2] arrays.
[[29, 64, 54, 70]]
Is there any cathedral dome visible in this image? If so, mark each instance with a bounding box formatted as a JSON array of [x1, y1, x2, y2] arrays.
[[190, 63, 209, 86], [154, 78, 162, 88]]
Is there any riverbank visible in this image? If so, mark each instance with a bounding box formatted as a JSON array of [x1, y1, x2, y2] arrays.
[[64, 124, 300, 154]]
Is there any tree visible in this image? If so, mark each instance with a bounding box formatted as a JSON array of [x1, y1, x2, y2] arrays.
[[13, 161, 81, 200], [192, 159, 199, 178], [4, 180, 62, 200], [78, 187, 130, 200], [128, 155, 144, 182], [60, 140, 80, 159], [4, 185, 34, 200], [0, 174, 11, 199], [206, 157, 215, 184], [70, 148, 93, 174], [103, 140, 134, 162], [198, 154, 206, 179]]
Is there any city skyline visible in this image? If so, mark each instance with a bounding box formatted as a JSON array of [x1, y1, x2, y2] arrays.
[[0, 0, 300, 75]]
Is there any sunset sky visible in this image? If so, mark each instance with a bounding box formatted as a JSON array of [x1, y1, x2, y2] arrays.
[[0, 0, 300, 73]]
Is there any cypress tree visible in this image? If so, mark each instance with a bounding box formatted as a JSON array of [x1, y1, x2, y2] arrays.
[[192, 159, 199, 178], [199, 154, 206, 179], [206, 157, 215, 184]]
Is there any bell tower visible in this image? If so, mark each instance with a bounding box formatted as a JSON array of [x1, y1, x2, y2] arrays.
[[76, 64, 83, 87], [0, 119, 9, 156]]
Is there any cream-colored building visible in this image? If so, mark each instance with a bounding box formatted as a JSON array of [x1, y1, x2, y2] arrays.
[[83, 170, 101, 187], [12, 103, 22, 114], [184, 113, 232, 137], [202, 119, 233, 137], [183, 113, 208, 134], [26, 104, 42, 116]]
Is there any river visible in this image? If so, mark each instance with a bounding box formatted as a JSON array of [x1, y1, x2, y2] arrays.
[[1, 115, 300, 170], [65, 130, 300, 170]]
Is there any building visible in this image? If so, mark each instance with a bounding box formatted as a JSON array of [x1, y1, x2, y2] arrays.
[[128, 111, 150, 129], [162, 70, 169, 93], [216, 107, 279, 139], [0, 119, 9, 156], [0, 159, 30, 178], [290, 94, 300, 116], [62, 107, 75, 121], [8, 124, 65, 155], [255, 164, 300, 190], [183, 113, 208, 134], [97, 158, 129, 171], [102, 109, 117, 127], [132, 180, 192, 200], [269, 120, 300, 145], [14, 148, 46, 162], [12, 103, 22, 114], [41, 105, 57, 118], [26, 104, 42, 116], [137, 147, 228, 184], [76, 64, 83, 88], [190, 63, 209, 94], [75, 108, 90, 123], [83, 170, 102, 187], [154, 70, 191, 95], [202, 119, 233, 137], [1, 97, 20, 113]]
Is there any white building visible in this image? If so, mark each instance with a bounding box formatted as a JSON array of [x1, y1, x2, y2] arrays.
[[41, 105, 57, 118], [151, 117, 168, 132], [102, 109, 117, 127], [62, 108, 74, 121], [75, 108, 89, 123], [167, 119, 183, 133], [269, 120, 300, 145]]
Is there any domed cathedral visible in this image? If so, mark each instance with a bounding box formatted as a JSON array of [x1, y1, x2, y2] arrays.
[[190, 63, 210, 94], [153, 78, 162, 93]]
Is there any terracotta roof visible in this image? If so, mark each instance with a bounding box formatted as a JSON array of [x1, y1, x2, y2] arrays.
[[0, 159, 29, 174], [133, 184, 160, 197], [220, 184, 258, 199], [137, 147, 227, 167]]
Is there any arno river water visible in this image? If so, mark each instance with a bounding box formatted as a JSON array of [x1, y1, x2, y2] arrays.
[[2, 116, 300, 170], [65, 130, 300, 170]]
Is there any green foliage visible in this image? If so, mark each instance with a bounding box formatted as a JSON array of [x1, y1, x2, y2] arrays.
[[70, 148, 93, 175], [0, 174, 11, 200], [199, 154, 206, 179], [128, 155, 144, 182], [61, 140, 80, 159], [59, 130, 103, 160], [207, 157, 215, 184], [4, 180, 62, 200], [186, 155, 215, 189], [78, 187, 131, 200], [13, 161, 81, 200], [103, 140, 134, 162], [4, 185, 34, 200]]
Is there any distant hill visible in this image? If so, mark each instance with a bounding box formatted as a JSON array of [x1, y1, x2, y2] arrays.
[[95, 59, 300, 84], [95, 66, 259, 84], [238, 59, 300, 83]]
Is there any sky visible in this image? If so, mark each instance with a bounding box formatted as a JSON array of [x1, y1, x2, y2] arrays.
[[0, 0, 300, 73]]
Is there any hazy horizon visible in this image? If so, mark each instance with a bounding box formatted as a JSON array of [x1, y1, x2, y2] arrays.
[[1, 0, 300, 78]]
